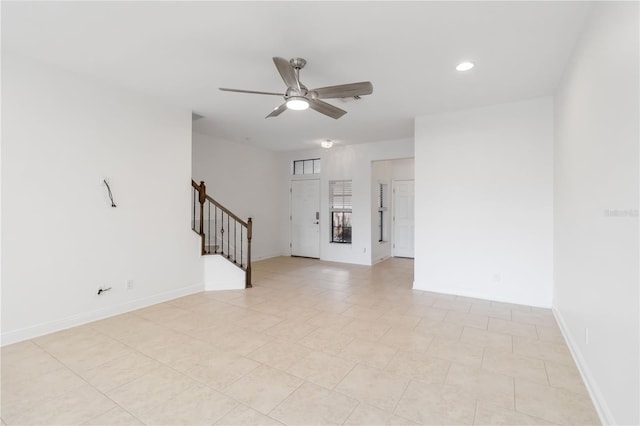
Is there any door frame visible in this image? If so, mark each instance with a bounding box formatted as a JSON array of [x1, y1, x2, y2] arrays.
[[392, 179, 415, 258], [290, 178, 321, 258]]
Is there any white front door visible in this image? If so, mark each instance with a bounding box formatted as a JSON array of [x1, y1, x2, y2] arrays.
[[291, 179, 320, 258], [393, 180, 415, 258]]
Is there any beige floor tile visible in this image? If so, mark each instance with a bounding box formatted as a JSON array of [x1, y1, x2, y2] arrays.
[[344, 403, 418, 425], [81, 406, 143, 425], [90, 314, 164, 340], [1, 366, 87, 411], [212, 327, 272, 356], [165, 292, 212, 309], [545, 359, 589, 395], [425, 337, 484, 366], [513, 336, 574, 365], [298, 327, 355, 354], [432, 299, 472, 313], [336, 364, 409, 412], [1, 340, 47, 362], [233, 311, 285, 332], [3, 384, 116, 426], [339, 338, 398, 369], [488, 318, 538, 338], [252, 301, 321, 321], [215, 405, 284, 425], [287, 351, 356, 389], [378, 327, 434, 353], [0, 348, 66, 386], [32, 325, 109, 353], [341, 304, 386, 321], [312, 299, 352, 314], [512, 310, 557, 327], [139, 383, 238, 425], [79, 351, 162, 393], [415, 318, 464, 339], [490, 301, 531, 313], [223, 364, 303, 414], [515, 378, 600, 425], [379, 312, 422, 329], [55, 338, 132, 372], [1, 257, 597, 426], [394, 380, 476, 425], [444, 310, 490, 329], [469, 304, 512, 321], [172, 348, 260, 390], [247, 339, 311, 370], [162, 311, 229, 333], [306, 311, 354, 329], [385, 350, 450, 384], [445, 363, 515, 409], [473, 401, 555, 425], [339, 318, 392, 340], [536, 324, 565, 343], [264, 318, 316, 340], [460, 326, 513, 351], [482, 348, 548, 385], [270, 381, 358, 425], [105, 366, 197, 415], [134, 303, 193, 324], [392, 304, 446, 320]]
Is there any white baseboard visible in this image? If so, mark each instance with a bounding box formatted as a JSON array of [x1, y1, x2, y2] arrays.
[[1, 283, 204, 347], [552, 307, 615, 426]]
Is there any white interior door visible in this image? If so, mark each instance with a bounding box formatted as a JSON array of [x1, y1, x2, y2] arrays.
[[291, 179, 320, 258], [393, 180, 415, 258]]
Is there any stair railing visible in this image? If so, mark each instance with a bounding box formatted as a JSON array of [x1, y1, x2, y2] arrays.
[[191, 180, 252, 288]]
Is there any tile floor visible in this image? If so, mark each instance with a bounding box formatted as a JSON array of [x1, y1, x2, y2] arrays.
[[1, 257, 600, 425]]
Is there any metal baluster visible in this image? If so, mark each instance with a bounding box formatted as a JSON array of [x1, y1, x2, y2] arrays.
[[214, 206, 218, 253], [240, 226, 244, 267], [207, 201, 211, 253], [221, 212, 224, 255], [234, 220, 237, 263], [227, 215, 230, 259]]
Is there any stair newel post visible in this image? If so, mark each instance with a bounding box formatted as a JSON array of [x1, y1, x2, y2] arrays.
[[246, 217, 253, 288], [198, 181, 206, 255]]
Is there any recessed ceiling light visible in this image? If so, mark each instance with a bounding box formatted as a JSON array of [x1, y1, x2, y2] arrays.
[[321, 140, 333, 149], [286, 97, 309, 110], [456, 61, 474, 72]]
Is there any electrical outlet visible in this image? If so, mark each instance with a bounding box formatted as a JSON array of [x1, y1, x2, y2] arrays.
[[127, 279, 134, 290]]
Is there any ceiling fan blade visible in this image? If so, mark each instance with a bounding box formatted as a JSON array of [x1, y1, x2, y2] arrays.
[[265, 103, 287, 118], [311, 81, 373, 99], [308, 99, 347, 119], [219, 88, 284, 96], [273, 57, 299, 90]]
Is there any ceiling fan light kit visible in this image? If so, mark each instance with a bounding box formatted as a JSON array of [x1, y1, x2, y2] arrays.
[[219, 57, 373, 119], [286, 96, 309, 110]]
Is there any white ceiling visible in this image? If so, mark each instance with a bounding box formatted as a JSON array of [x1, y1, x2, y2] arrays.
[[3, 1, 592, 151]]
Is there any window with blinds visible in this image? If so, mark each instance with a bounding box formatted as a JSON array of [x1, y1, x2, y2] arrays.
[[293, 158, 321, 175], [330, 180, 352, 243]]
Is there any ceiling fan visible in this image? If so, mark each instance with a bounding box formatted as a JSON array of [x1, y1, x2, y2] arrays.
[[219, 57, 373, 119]]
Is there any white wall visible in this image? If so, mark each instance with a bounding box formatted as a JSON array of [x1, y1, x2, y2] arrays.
[[1, 54, 203, 345], [283, 139, 414, 265], [192, 132, 285, 260], [553, 3, 639, 425], [414, 97, 554, 307]]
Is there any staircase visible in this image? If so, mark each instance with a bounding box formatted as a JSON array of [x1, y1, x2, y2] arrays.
[[191, 180, 252, 288]]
